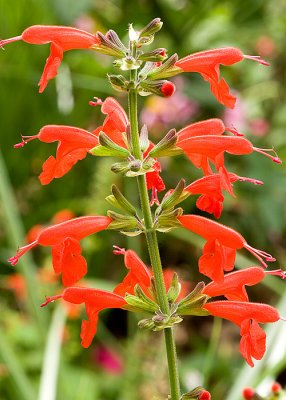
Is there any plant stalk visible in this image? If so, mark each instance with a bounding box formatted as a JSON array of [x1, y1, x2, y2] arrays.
[[128, 66, 181, 400]]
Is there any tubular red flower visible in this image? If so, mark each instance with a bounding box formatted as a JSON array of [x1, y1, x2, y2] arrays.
[[175, 47, 269, 108], [179, 215, 275, 282], [185, 173, 264, 218], [1, 25, 99, 92], [8, 216, 111, 286], [177, 118, 226, 142], [203, 266, 266, 301], [204, 300, 280, 366], [178, 135, 281, 192], [15, 125, 99, 185], [41, 287, 126, 348]]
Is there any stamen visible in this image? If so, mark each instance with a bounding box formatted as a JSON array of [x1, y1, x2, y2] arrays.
[[244, 243, 276, 268], [236, 176, 264, 185], [14, 134, 38, 149], [244, 54, 270, 66], [89, 97, 103, 107], [8, 241, 38, 266], [253, 147, 282, 164], [265, 269, 286, 279], [0, 35, 22, 49], [41, 294, 63, 307], [113, 245, 126, 255]]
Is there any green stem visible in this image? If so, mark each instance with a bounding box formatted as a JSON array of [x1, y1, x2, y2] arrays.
[[128, 66, 181, 399]]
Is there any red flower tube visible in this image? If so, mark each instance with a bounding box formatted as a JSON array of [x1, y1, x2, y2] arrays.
[[41, 287, 126, 348], [203, 266, 285, 301], [178, 135, 281, 192], [8, 216, 112, 286], [185, 173, 263, 218], [204, 300, 280, 366], [1, 25, 99, 92], [178, 215, 275, 282], [14, 125, 99, 185], [175, 47, 269, 108]]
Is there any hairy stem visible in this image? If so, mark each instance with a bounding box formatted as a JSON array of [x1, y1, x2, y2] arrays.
[[128, 65, 181, 400]]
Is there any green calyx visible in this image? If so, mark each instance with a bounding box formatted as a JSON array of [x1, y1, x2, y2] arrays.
[[177, 282, 210, 316]]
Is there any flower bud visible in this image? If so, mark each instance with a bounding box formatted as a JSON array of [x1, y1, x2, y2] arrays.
[[139, 79, 176, 97], [148, 129, 180, 158], [140, 18, 163, 37], [107, 211, 139, 230], [177, 282, 210, 316], [181, 387, 211, 400], [147, 54, 182, 79], [106, 185, 138, 216], [107, 74, 128, 92], [90, 132, 130, 158], [138, 48, 167, 62], [271, 382, 282, 394]]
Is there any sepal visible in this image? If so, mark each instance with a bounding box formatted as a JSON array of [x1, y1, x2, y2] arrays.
[[107, 211, 140, 230], [124, 284, 159, 313], [148, 129, 181, 158], [93, 32, 126, 58], [154, 208, 183, 232], [105, 185, 138, 216], [107, 74, 128, 92], [140, 18, 163, 38], [139, 124, 150, 152], [147, 54, 182, 79], [167, 272, 182, 304], [177, 282, 210, 316], [105, 30, 127, 52], [159, 179, 186, 212], [138, 48, 167, 62], [111, 158, 155, 176], [90, 132, 130, 158]]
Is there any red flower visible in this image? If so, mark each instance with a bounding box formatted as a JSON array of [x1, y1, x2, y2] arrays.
[[15, 125, 99, 184], [41, 287, 126, 348], [1, 25, 99, 92], [178, 215, 275, 282], [8, 216, 111, 286], [177, 118, 226, 142], [112, 246, 152, 296], [178, 135, 281, 192], [204, 300, 280, 366], [185, 173, 263, 218], [175, 47, 269, 108], [203, 266, 285, 301]]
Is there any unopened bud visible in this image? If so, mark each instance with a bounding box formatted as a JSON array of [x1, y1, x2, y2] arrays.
[[147, 54, 182, 79], [105, 30, 127, 52], [90, 132, 130, 158], [148, 129, 179, 158], [271, 382, 282, 394], [107, 74, 128, 92], [181, 387, 211, 400], [140, 18, 163, 37], [138, 48, 167, 62], [242, 388, 263, 400], [139, 79, 176, 97]]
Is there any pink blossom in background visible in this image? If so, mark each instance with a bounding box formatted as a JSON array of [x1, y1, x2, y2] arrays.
[[256, 36, 277, 58], [249, 118, 269, 137], [93, 345, 123, 375], [222, 93, 247, 132]]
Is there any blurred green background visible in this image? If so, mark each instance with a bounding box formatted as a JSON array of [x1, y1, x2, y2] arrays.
[[1, 0, 286, 399]]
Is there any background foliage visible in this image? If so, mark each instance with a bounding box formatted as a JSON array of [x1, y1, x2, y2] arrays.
[[1, 0, 286, 399]]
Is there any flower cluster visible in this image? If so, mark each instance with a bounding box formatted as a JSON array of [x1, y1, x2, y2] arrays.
[[3, 18, 284, 399]]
